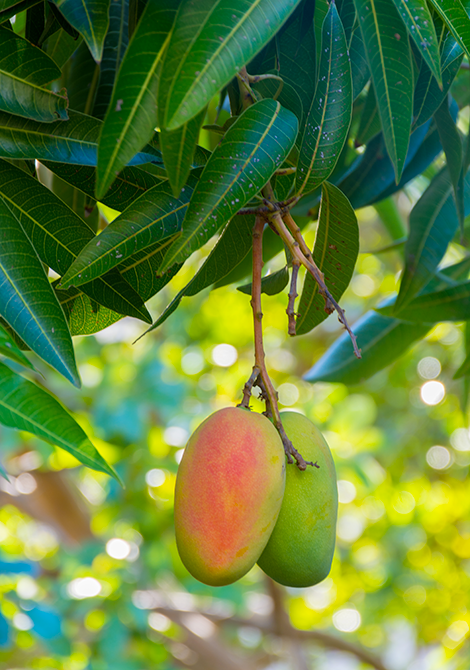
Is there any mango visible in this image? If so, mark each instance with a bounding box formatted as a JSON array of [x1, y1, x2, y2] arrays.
[[174, 407, 286, 586], [257, 411, 337, 587]]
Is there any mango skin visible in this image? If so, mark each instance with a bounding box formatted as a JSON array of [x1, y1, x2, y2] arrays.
[[257, 411, 338, 588], [174, 407, 286, 586]]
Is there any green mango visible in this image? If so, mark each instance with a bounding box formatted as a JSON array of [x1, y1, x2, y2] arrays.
[[257, 411, 338, 587]]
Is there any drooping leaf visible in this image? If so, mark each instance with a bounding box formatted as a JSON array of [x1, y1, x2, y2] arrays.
[[0, 322, 35, 370], [338, 0, 357, 44], [382, 280, 470, 322], [296, 3, 352, 196], [60, 175, 198, 288], [353, 0, 413, 181], [413, 19, 464, 128], [96, 0, 177, 199], [0, 196, 79, 386], [51, 0, 110, 62], [159, 0, 303, 131], [0, 361, 120, 481], [159, 99, 298, 273], [0, 159, 152, 323], [0, 110, 162, 167], [145, 214, 255, 333], [160, 108, 206, 197], [356, 84, 381, 146], [395, 165, 470, 311], [434, 97, 464, 228], [350, 25, 371, 99], [55, 283, 122, 336], [0, 25, 68, 122], [92, 0, 129, 119], [237, 265, 289, 296], [427, 0, 470, 60], [390, 0, 441, 84], [296, 182, 359, 335]]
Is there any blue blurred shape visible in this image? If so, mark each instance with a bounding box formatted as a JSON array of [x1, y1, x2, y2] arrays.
[[28, 606, 62, 639], [0, 557, 38, 575], [0, 610, 10, 647]]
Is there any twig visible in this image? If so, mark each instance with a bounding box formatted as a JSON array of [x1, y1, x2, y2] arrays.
[[237, 366, 260, 408], [287, 262, 300, 336], [250, 217, 313, 470]]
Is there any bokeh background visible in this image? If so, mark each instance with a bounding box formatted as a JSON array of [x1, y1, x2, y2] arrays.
[[1, 183, 470, 670]]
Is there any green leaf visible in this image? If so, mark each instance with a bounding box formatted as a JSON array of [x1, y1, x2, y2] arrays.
[[427, 0, 470, 60], [252, 77, 304, 130], [296, 3, 352, 196], [55, 283, 122, 336], [381, 279, 470, 322], [42, 161, 165, 212], [0, 26, 68, 122], [160, 0, 303, 131], [350, 25, 371, 99], [144, 214, 255, 333], [0, 322, 35, 371], [0, 196, 79, 386], [353, 0, 413, 181], [0, 360, 120, 481], [0, 110, 162, 167], [0, 159, 152, 323], [390, 0, 441, 84], [237, 265, 289, 296], [160, 108, 206, 197], [313, 0, 330, 73], [44, 28, 83, 68], [159, 99, 298, 273], [296, 182, 359, 335], [356, 84, 381, 146], [338, 0, 357, 44], [395, 165, 470, 311], [0, 0, 40, 22], [51, 0, 110, 62], [92, 0, 129, 120], [95, 0, 177, 199], [60, 175, 198, 288], [454, 323, 470, 378], [434, 97, 464, 228], [413, 20, 464, 128]]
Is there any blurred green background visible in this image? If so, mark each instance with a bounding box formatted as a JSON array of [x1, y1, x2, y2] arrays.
[[1, 194, 470, 670]]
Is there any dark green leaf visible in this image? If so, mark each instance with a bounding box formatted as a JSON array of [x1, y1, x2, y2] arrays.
[[313, 0, 330, 72], [338, 0, 357, 44], [159, 99, 298, 273], [0, 26, 68, 122], [0, 109, 162, 166], [296, 182, 359, 335], [0, 361, 120, 481], [0, 196, 79, 386], [237, 265, 289, 296], [160, 0, 303, 131], [63, 40, 99, 114], [382, 279, 470, 322], [390, 0, 441, 84], [43, 28, 83, 68], [95, 0, 177, 199], [428, 0, 470, 60], [353, 0, 413, 181], [356, 84, 381, 146], [350, 25, 371, 99], [61, 175, 198, 288], [434, 97, 464, 228], [92, 0, 129, 120], [51, 0, 110, 62], [0, 159, 152, 323], [0, 0, 40, 22], [252, 76, 304, 129], [0, 322, 35, 370], [160, 108, 206, 197], [296, 3, 352, 196]]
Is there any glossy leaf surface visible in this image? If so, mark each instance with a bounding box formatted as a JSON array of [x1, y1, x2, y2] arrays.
[[160, 108, 206, 197], [51, 0, 110, 62], [428, 0, 470, 59]]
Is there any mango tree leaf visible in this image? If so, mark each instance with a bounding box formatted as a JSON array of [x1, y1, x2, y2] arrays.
[[395, 165, 470, 311], [428, 0, 470, 60], [353, 0, 413, 181], [454, 323, 470, 378], [159, 99, 298, 273], [313, 0, 330, 73], [0, 159, 152, 323], [434, 97, 464, 228], [0, 361, 120, 481], [96, 0, 177, 199], [305, 257, 470, 385], [296, 2, 352, 196], [296, 182, 359, 335], [44, 28, 82, 69], [159, 0, 303, 131], [51, 0, 110, 63], [237, 265, 289, 296], [145, 214, 255, 333], [160, 108, 206, 197], [350, 26, 370, 99], [0, 110, 162, 167], [60, 175, 198, 287], [252, 76, 304, 129], [0, 197, 79, 386], [0, 26, 68, 122], [0, 322, 35, 370], [356, 84, 381, 146], [413, 20, 464, 128], [338, 0, 357, 44], [55, 283, 122, 336], [390, 0, 441, 84], [382, 280, 470, 322], [42, 161, 165, 211], [92, 0, 129, 119]]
